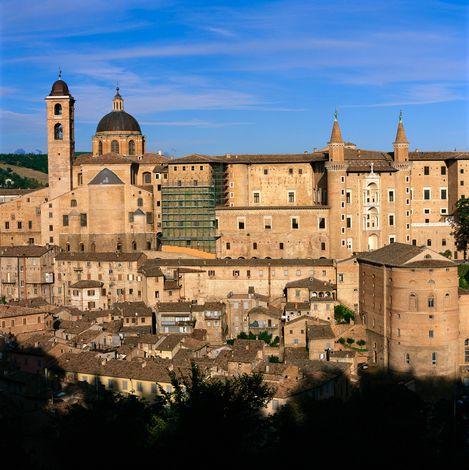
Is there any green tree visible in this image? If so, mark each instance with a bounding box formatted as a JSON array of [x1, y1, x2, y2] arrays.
[[356, 339, 366, 347], [346, 337, 355, 345], [334, 304, 355, 324], [450, 197, 469, 259], [258, 330, 272, 344]]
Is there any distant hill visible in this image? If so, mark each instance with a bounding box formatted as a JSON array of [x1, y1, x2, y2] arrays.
[[0, 163, 48, 185], [0, 153, 48, 173], [0, 152, 90, 175], [0, 152, 89, 189]]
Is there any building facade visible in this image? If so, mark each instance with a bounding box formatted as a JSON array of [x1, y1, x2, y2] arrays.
[[358, 243, 467, 378], [0, 77, 467, 260]]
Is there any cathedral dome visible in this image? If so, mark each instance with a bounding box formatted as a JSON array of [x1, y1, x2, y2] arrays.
[[96, 110, 141, 133]]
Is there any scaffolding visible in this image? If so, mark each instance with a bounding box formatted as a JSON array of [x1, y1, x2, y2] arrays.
[[161, 182, 218, 253]]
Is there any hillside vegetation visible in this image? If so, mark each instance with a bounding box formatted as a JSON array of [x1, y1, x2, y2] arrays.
[[0, 153, 48, 173], [0, 153, 87, 189]]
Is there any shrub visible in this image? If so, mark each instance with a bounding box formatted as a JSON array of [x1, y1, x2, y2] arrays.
[[346, 338, 355, 345], [356, 339, 366, 347], [268, 355, 280, 363], [338, 337, 346, 345]]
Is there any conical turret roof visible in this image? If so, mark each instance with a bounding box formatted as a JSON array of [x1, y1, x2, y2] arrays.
[[394, 111, 408, 144], [329, 110, 343, 143]]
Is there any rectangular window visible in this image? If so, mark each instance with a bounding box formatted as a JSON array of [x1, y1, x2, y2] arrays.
[[432, 352, 437, 365], [423, 188, 431, 200], [389, 214, 394, 226], [80, 213, 87, 227], [237, 218, 245, 230], [279, 242, 284, 250], [388, 190, 394, 202], [18, 221, 23, 229], [346, 217, 352, 228], [346, 191, 351, 203], [288, 191, 295, 203], [429, 330, 434, 338], [440, 188, 447, 200], [318, 218, 326, 229], [291, 217, 299, 229], [4, 222, 9, 230], [63, 215, 69, 226], [226, 242, 231, 250], [233, 270, 240, 277], [253, 192, 260, 204], [28, 220, 32, 229], [440, 166, 446, 175], [128, 212, 134, 223], [424, 166, 430, 175], [263, 216, 272, 230]]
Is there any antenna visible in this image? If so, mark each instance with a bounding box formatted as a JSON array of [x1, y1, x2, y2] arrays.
[[58, 67, 62, 80]]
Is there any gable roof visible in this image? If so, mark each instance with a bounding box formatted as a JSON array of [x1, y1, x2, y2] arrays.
[[285, 276, 336, 290], [356, 243, 455, 268], [88, 168, 124, 185]]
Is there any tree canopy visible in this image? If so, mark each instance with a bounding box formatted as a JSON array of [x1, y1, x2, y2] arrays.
[[451, 197, 469, 259]]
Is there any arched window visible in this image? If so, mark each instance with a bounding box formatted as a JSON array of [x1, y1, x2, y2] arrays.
[[71, 199, 77, 207], [409, 293, 418, 311], [90, 242, 96, 253], [465, 339, 469, 363], [137, 197, 143, 207], [428, 296, 435, 308], [128, 140, 135, 156], [54, 103, 62, 116], [116, 242, 122, 253], [143, 172, 151, 184], [405, 353, 410, 364], [366, 207, 379, 229], [98, 141, 103, 156], [111, 140, 119, 154], [66, 243, 70, 252], [54, 123, 63, 140], [79, 243, 85, 252], [444, 292, 450, 308], [132, 241, 137, 251]]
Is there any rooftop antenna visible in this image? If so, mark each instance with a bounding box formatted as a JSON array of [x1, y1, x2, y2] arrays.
[[58, 67, 62, 80]]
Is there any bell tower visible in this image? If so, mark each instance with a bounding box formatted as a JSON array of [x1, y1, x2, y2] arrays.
[[46, 71, 75, 199]]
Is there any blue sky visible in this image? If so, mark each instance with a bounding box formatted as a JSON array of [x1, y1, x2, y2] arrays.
[[0, 0, 467, 155]]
